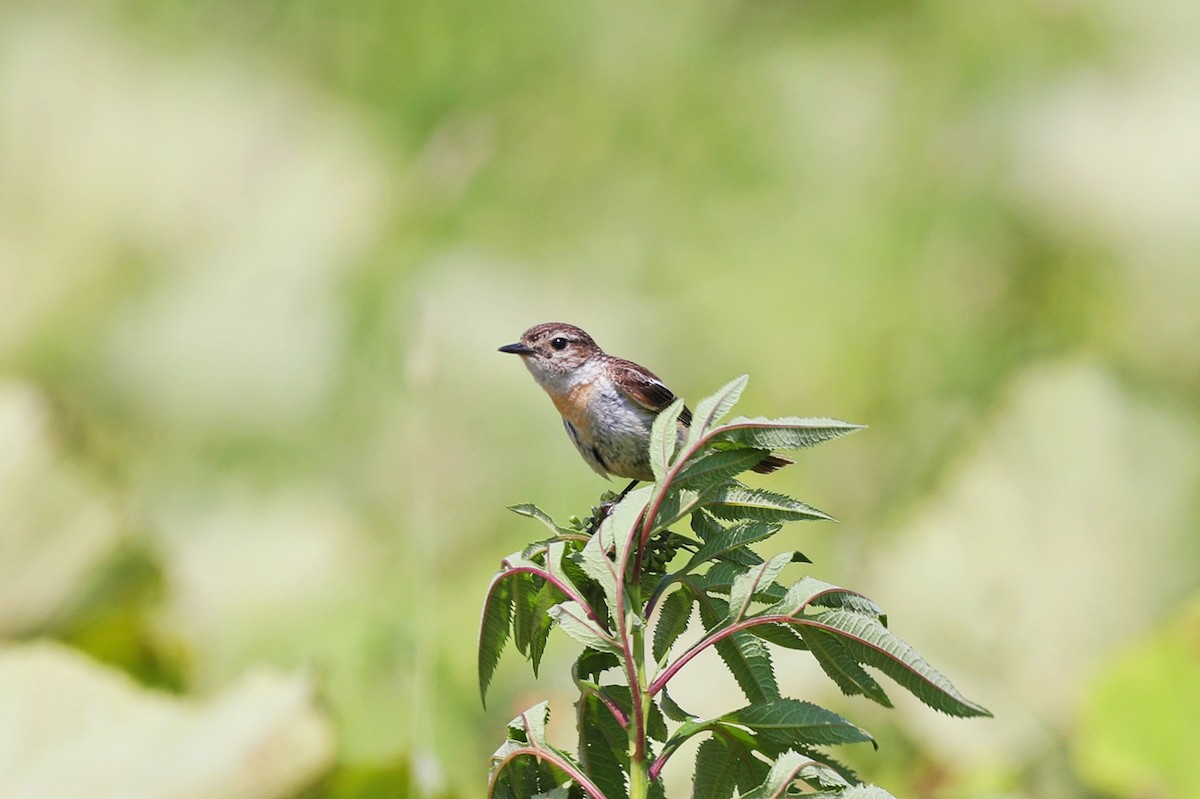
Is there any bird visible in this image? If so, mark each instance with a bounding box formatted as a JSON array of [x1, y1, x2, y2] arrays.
[[499, 322, 789, 495]]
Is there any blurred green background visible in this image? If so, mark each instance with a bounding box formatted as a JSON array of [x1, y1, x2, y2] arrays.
[[1, 0, 1198, 797]]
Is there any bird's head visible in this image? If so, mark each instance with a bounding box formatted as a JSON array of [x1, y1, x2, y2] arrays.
[[499, 322, 604, 385]]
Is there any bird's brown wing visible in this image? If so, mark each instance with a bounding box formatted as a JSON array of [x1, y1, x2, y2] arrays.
[[610, 357, 792, 474], [607, 358, 694, 426]]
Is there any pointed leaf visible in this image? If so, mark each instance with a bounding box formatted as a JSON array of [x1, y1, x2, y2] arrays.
[[650, 397, 686, 482], [783, 745, 862, 786], [491, 702, 576, 798], [675, 448, 771, 491], [648, 693, 670, 743], [650, 487, 705, 531], [509, 503, 573, 536], [806, 610, 991, 717], [509, 700, 552, 744], [527, 583, 559, 676], [479, 570, 515, 706], [808, 588, 885, 619], [693, 562, 749, 595], [736, 750, 848, 799], [706, 483, 834, 523], [799, 625, 891, 707], [686, 375, 749, 449], [761, 577, 879, 619], [695, 563, 787, 606], [512, 570, 539, 657], [679, 520, 781, 575], [728, 552, 794, 623], [747, 622, 808, 650], [712, 417, 865, 452], [723, 698, 875, 749], [574, 648, 621, 683], [579, 532, 620, 616], [653, 589, 694, 665], [598, 485, 653, 565], [692, 737, 738, 799], [549, 601, 621, 655], [659, 688, 698, 723], [698, 597, 779, 703], [490, 740, 561, 799], [544, 541, 573, 590], [578, 692, 630, 799]]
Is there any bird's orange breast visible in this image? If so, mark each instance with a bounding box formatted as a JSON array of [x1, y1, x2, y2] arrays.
[[549, 379, 599, 437]]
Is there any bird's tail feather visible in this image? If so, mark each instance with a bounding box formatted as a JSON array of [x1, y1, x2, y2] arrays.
[[751, 454, 793, 474]]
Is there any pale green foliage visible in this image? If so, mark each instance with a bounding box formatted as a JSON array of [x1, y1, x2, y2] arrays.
[[480, 377, 988, 798], [650, 398, 687, 482]]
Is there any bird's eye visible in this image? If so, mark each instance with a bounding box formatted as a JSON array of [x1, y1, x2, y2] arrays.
[[550, 337, 569, 351]]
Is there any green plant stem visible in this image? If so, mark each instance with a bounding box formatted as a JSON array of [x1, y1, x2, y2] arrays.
[[627, 581, 651, 799], [629, 754, 650, 799]]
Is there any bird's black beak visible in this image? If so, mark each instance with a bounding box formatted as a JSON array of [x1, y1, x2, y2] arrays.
[[499, 342, 535, 355]]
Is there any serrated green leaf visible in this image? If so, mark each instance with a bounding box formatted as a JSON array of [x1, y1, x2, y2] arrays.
[[674, 448, 772, 491], [659, 688, 698, 722], [690, 507, 724, 537], [578, 692, 630, 799], [692, 737, 739, 799], [527, 583, 559, 677], [807, 610, 991, 717], [549, 601, 621, 655], [799, 625, 891, 707], [492, 702, 576, 798], [509, 503, 574, 536], [790, 746, 862, 787], [723, 698, 875, 750], [807, 587, 885, 619], [490, 745, 561, 799], [736, 750, 849, 799], [512, 570, 538, 656], [679, 520, 781, 575], [574, 648, 621, 683], [557, 548, 608, 625], [686, 375, 749, 450], [728, 553, 794, 623], [579, 532, 620, 617], [699, 597, 779, 703], [544, 540, 571, 590], [797, 760, 853, 791], [693, 562, 749, 595], [653, 589, 694, 665], [694, 563, 786, 609], [747, 622, 808, 650], [508, 700, 551, 743], [706, 483, 834, 524], [598, 485, 653, 565], [720, 546, 771, 568], [650, 487, 705, 532], [760, 577, 878, 619], [646, 690, 670, 742], [650, 397, 686, 482], [712, 417, 865, 452], [479, 570, 515, 707]]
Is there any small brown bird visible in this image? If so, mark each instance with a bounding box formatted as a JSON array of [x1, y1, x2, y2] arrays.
[[499, 322, 789, 488]]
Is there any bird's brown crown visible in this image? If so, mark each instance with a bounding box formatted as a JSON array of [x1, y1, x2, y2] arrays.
[[506, 322, 604, 377]]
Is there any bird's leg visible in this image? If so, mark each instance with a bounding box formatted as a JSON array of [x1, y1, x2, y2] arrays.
[[614, 479, 640, 503], [586, 479, 641, 534]]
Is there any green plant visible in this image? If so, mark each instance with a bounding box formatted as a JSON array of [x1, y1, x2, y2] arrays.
[[479, 376, 990, 798]]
